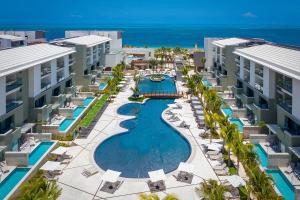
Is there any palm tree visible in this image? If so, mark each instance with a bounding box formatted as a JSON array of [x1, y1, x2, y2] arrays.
[[221, 123, 239, 165], [232, 134, 245, 171], [139, 193, 179, 200], [130, 86, 140, 98], [181, 66, 190, 78], [200, 57, 206, 71], [186, 76, 197, 98], [195, 179, 227, 200], [149, 59, 158, 71]]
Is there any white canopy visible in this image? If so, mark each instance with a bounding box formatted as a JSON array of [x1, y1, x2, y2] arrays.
[[51, 147, 68, 155], [224, 175, 246, 188], [177, 162, 194, 173], [148, 169, 167, 182], [40, 161, 60, 171], [120, 81, 126, 84], [101, 169, 121, 183], [205, 143, 223, 151]]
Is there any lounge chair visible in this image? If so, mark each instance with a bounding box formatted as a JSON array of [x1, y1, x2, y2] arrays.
[[0, 161, 9, 173], [60, 158, 72, 164], [208, 154, 223, 161], [82, 166, 99, 177], [179, 121, 190, 129], [215, 167, 229, 176], [213, 163, 227, 170], [44, 172, 58, 181], [147, 180, 166, 192], [100, 180, 124, 194], [285, 164, 294, 174], [206, 151, 220, 156]]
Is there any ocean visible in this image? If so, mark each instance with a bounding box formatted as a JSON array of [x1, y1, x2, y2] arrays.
[[1, 25, 300, 48]]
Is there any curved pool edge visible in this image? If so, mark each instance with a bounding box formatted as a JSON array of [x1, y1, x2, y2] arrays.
[[89, 99, 195, 181]]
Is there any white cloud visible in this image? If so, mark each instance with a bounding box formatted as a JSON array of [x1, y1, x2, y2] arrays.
[[243, 12, 257, 18]]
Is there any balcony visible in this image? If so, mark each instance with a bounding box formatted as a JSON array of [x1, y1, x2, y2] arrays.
[[254, 83, 263, 93], [57, 72, 64, 83], [57, 62, 65, 71], [278, 101, 292, 114], [41, 81, 51, 92], [277, 81, 292, 94], [244, 64, 250, 71], [244, 75, 250, 83], [6, 99, 23, 113], [52, 94, 66, 108], [241, 93, 255, 105], [34, 104, 52, 122], [255, 69, 264, 78], [6, 79, 22, 93]]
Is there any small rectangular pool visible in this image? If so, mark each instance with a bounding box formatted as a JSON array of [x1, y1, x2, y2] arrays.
[[202, 79, 211, 87], [29, 141, 54, 166], [73, 106, 85, 118], [58, 118, 75, 132], [0, 168, 31, 200], [230, 118, 244, 133], [266, 169, 294, 200], [99, 82, 108, 91], [254, 143, 268, 168], [83, 97, 95, 107], [221, 107, 233, 118]]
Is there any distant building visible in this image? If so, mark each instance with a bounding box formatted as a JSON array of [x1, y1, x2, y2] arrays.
[[0, 35, 26, 50], [0, 31, 46, 45], [204, 38, 222, 71], [123, 47, 154, 65], [65, 31, 125, 68]]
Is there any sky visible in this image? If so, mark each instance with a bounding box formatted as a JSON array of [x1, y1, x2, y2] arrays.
[[0, 0, 300, 27]]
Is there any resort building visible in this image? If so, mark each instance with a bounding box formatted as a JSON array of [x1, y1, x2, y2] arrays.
[[204, 37, 222, 72], [53, 35, 111, 88], [123, 47, 155, 65], [65, 30, 125, 69], [0, 30, 46, 44], [0, 43, 75, 152], [234, 44, 300, 150], [0, 34, 27, 50]]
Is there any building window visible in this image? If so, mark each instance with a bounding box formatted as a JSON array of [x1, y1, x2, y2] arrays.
[[35, 95, 46, 108], [52, 86, 61, 96], [284, 117, 300, 135]]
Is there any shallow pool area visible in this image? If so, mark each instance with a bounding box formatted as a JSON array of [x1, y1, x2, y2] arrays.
[[83, 97, 95, 107], [138, 75, 176, 94], [58, 118, 75, 132], [254, 143, 268, 168], [73, 106, 85, 118], [221, 107, 233, 118], [99, 82, 108, 91], [266, 169, 294, 200], [29, 141, 54, 166], [0, 168, 31, 200], [202, 79, 211, 87], [230, 118, 244, 133]]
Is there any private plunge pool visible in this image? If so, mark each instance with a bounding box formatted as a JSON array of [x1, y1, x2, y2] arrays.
[[254, 143, 268, 168], [266, 169, 294, 200], [98, 82, 108, 91], [0, 141, 55, 200], [221, 107, 244, 133], [94, 99, 191, 178], [58, 97, 95, 132]]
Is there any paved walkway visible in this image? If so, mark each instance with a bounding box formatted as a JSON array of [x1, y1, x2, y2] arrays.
[[57, 78, 218, 200]]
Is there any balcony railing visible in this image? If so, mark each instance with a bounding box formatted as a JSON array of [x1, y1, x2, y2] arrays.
[[254, 103, 269, 110], [244, 65, 250, 71], [6, 99, 23, 113], [254, 83, 263, 93], [57, 62, 65, 70], [6, 79, 22, 93], [278, 101, 292, 114], [277, 81, 292, 93], [41, 82, 51, 91], [41, 68, 51, 77], [255, 69, 264, 78]]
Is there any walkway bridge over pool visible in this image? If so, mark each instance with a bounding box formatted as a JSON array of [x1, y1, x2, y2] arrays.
[[143, 92, 183, 99]]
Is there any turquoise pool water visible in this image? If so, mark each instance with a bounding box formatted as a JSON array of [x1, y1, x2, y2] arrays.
[[94, 75, 190, 178], [83, 97, 95, 107], [221, 107, 233, 118], [266, 169, 294, 200], [99, 82, 108, 91], [29, 141, 54, 166], [230, 118, 244, 133], [0, 168, 31, 200], [202, 79, 211, 87], [73, 106, 85, 118], [254, 144, 268, 168], [59, 118, 75, 132], [138, 75, 176, 94]]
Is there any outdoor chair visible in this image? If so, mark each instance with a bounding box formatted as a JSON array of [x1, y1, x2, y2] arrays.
[[147, 180, 166, 192]]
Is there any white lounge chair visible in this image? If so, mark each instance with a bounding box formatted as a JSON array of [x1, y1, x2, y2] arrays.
[[206, 151, 220, 156], [44, 172, 58, 181], [215, 167, 229, 176], [82, 166, 99, 177], [208, 154, 223, 161]]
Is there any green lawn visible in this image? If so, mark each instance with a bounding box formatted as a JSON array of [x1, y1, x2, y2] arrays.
[[79, 94, 109, 128]]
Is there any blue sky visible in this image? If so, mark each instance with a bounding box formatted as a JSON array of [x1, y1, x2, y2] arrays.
[[1, 0, 300, 27]]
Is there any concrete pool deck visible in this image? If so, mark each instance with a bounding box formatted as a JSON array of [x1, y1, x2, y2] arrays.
[[56, 78, 219, 200]]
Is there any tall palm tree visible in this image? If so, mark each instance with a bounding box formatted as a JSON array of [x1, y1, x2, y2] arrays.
[[232, 134, 245, 170], [221, 123, 239, 165]]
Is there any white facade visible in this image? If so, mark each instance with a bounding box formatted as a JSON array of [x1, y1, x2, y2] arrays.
[[0, 35, 26, 50], [204, 38, 222, 71], [0, 31, 46, 44], [123, 47, 155, 65]]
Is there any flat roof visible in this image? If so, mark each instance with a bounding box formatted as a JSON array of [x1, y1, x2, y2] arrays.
[[212, 38, 249, 48], [234, 44, 300, 80], [0, 34, 24, 41], [0, 43, 75, 77], [62, 35, 111, 47]]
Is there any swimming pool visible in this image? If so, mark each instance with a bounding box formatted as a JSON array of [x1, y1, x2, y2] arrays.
[[29, 141, 55, 166], [266, 169, 294, 200], [138, 75, 176, 94], [230, 118, 244, 133], [254, 144, 268, 168], [202, 79, 211, 87], [94, 99, 191, 178], [221, 107, 233, 118], [58, 118, 75, 132], [0, 168, 31, 200], [73, 106, 85, 118], [99, 82, 108, 91], [83, 97, 95, 107]]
